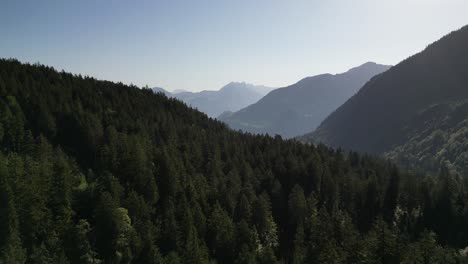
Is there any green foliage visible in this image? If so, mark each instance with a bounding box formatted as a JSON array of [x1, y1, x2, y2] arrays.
[[0, 59, 466, 263], [71, 220, 102, 264], [0, 160, 26, 264], [386, 100, 468, 176]]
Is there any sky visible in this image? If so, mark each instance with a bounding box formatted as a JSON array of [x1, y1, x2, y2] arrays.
[[1, 0, 468, 92]]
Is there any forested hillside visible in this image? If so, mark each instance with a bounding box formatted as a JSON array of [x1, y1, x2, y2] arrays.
[[304, 25, 468, 175], [1, 59, 467, 263], [384, 100, 468, 175]]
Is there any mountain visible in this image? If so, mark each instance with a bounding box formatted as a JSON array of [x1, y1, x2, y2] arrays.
[[1, 59, 466, 263], [384, 100, 468, 174], [220, 62, 390, 138], [304, 25, 468, 174], [154, 82, 274, 118], [151, 86, 171, 95], [217, 110, 234, 120], [172, 89, 189, 93]]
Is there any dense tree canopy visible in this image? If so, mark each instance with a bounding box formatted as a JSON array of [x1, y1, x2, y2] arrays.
[[0, 59, 467, 263]]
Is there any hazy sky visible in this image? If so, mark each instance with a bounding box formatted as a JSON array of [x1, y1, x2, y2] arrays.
[[2, 0, 468, 91]]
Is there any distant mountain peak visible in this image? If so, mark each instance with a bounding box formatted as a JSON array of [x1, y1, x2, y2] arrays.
[[227, 81, 247, 86], [221, 82, 248, 90], [220, 62, 390, 138], [221, 81, 261, 90], [173, 89, 189, 94], [152, 87, 170, 95], [164, 82, 274, 117], [344, 62, 391, 75], [361, 61, 379, 66]]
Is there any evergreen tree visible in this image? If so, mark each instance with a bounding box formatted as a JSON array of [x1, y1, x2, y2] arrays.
[[0, 160, 26, 264], [0, 59, 465, 263]]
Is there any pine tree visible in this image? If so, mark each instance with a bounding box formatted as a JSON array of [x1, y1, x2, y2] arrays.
[[366, 216, 399, 264], [383, 166, 400, 223], [291, 224, 305, 264], [207, 204, 235, 263], [183, 225, 207, 264], [288, 185, 306, 227], [0, 160, 26, 264], [71, 220, 102, 264]]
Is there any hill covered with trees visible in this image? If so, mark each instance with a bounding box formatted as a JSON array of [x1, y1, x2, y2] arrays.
[[303, 25, 468, 175], [1, 59, 467, 263], [384, 100, 468, 175]]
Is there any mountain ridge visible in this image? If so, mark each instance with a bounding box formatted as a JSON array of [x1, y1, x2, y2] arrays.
[[1, 57, 467, 263], [220, 62, 391, 138], [303, 25, 468, 174], [153, 82, 274, 117]]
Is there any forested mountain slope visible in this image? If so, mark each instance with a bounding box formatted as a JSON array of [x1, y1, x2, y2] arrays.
[[220, 62, 390, 138], [384, 100, 468, 175], [0, 59, 467, 263], [304, 25, 468, 175]]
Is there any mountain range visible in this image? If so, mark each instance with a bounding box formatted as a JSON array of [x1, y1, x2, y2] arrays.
[[1, 24, 468, 263], [220, 62, 390, 138], [153, 82, 273, 118], [303, 25, 468, 175]]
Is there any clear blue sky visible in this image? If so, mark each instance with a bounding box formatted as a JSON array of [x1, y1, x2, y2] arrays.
[[2, 0, 468, 91]]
